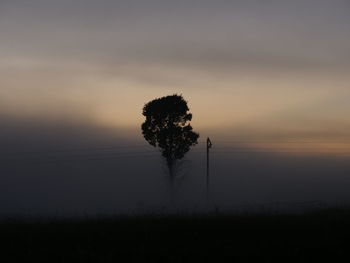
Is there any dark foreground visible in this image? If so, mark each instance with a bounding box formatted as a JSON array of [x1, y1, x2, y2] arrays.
[[2, 209, 350, 262]]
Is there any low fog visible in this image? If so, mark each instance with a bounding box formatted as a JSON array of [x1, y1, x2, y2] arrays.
[[1, 117, 350, 217]]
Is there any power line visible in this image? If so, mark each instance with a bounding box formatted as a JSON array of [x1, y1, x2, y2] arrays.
[[2, 141, 350, 167], [0, 145, 152, 157], [0, 153, 162, 167], [2, 144, 350, 158], [2, 139, 350, 156]]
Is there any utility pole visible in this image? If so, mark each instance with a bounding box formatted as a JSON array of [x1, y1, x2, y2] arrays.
[[206, 137, 212, 204]]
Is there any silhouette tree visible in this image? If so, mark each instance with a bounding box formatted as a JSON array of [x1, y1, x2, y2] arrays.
[[141, 94, 199, 184]]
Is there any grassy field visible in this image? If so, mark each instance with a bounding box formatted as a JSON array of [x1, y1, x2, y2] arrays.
[[2, 208, 350, 262]]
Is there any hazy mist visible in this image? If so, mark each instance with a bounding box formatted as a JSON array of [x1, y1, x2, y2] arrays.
[[1, 0, 350, 216]]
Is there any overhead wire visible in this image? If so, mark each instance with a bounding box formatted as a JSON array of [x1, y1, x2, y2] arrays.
[[2, 140, 350, 167]]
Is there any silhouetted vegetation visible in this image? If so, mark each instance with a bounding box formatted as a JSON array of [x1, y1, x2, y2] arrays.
[[141, 94, 199, 183], [2, 208, 350, 262]]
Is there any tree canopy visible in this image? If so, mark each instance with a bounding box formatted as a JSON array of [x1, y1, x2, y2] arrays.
[[141, 94, 199, 179]]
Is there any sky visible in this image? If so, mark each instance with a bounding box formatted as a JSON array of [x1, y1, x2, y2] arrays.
[[1, 0, 350, 216]]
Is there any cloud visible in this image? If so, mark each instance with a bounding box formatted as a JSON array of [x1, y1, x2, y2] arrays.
[[1, 0, 349, 72]]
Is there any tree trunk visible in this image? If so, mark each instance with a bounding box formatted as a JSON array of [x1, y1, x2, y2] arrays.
[[166, 156, 177, 210], [167, 157, 175, 188]]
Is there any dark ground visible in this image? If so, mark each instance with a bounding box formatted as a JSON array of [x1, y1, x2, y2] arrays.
[[2, 208, 350, 262]]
